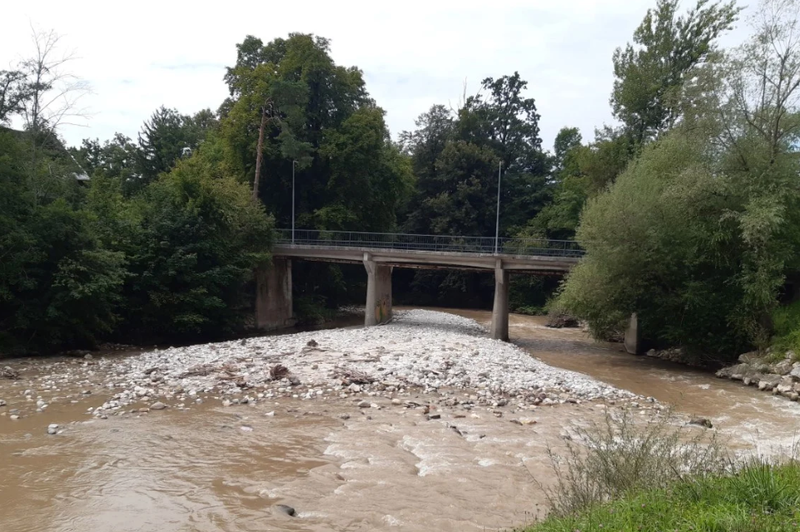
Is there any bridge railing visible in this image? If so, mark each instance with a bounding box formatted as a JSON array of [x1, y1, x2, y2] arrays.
[[275, 229, 584, 258]]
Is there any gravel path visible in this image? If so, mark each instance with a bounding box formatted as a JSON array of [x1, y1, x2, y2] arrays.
[[85, 309, 634, 417]]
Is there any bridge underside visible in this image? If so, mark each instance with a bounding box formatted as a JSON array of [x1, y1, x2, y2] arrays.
[[256, 245, 578, 341]]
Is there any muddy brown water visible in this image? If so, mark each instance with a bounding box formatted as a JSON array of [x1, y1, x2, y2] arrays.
[[1, 309, 799, 532]]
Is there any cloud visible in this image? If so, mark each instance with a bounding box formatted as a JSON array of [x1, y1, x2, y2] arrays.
[[0, 0, 754, 150]]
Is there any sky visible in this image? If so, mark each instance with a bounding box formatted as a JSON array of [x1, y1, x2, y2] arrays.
[[1, 0, 754, 151]]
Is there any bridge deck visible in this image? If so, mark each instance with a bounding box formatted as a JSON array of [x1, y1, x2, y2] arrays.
[[272, 230, 582, 273], [274, 244, 578, 272]]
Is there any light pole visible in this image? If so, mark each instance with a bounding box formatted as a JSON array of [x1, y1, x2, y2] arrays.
[[494, 160, 503, 254], [292, 160, 297, 244]]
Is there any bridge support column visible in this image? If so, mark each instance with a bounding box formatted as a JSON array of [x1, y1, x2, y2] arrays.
[[491, 261, 509, 341], [364, 254, 393, 326], [255, 258, 294, 330]]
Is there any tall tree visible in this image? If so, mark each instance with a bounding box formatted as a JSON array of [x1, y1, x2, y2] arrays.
[[612, 0, 741, 144]]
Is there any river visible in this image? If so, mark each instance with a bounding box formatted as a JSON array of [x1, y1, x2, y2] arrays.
[[1, 309, 798, 532]]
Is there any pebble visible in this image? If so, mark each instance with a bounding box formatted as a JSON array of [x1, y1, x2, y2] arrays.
[[47, 424, 59, 435], [150, 402, 167, 411], [357, 400, 370, 408]]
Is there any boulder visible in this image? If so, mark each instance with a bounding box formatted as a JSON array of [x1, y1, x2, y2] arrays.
[[738, 351, 761, 364], [716, 364, 748, 379], [757, 375, 782, 392], [689, 417, 713, 429], [789, 365, 800, 381], [773, 359, 794, 376]]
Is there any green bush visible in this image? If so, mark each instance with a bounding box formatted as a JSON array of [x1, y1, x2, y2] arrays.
[[1, 131, 127, 354], [113, 155, 274, 342], [771, 300, 800, 357]]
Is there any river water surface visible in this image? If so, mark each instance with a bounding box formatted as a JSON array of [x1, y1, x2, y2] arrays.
[[1, 309, 799, 532]]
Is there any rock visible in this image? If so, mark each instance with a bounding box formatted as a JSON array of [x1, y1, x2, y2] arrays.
[[275, 504, 296, 517], [738, 351, 761, 364], [716, 363, 749, 379], [47, 424, 59, 435], [270, 364, 290, 380], [9, 415, 19, 421], [689, 417, 713, 429], [0, 399, 6, 407], [2, 366, 19, 380], [790, 366, 800, 381], [357, 400, 370, 408], [391, 398, 402, 405], [774, 359, 794, 376], [306, 339, 318, 348], [150, 402, 167, 411], [426, 414, 441, 420], [339, 413, 350, 420], [311, 364, 319, 370], [758, 376, 782, 391], [348, 384, 361, 393], [776, 384, 793, 395], [84, 354, 93, 360], [222, 399, 232, 407]]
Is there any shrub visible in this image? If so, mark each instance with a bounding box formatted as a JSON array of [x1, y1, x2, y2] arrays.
[[541, 408, 730, 517]]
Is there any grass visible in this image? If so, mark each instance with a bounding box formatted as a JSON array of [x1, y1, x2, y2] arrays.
[[518, 407, 800, 532], [539, 409, 730, 516], [521, 461, 800, 532], [771, 300, 800, 359]]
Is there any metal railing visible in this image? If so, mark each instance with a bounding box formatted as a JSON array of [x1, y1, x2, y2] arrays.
[[274, 229, 584, 258]]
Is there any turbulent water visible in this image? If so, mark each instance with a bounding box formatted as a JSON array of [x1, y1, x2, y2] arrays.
[[1, 309, 799, 532]]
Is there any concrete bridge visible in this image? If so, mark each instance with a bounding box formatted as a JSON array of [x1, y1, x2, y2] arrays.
[[256, 230, 583, 341]]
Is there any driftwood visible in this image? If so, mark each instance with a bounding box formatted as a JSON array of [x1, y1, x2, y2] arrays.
[[332, 367, 375, 385], [2, 366, 19, 380], [177, 363, 216, 378]]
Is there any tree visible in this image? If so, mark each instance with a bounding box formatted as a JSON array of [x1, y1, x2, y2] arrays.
[[0, 70, 26, 124], [559, 0, 800, 360], [16, 28, 90, 142], [612, 0, 741, 144], [136, 106, 205, 183]]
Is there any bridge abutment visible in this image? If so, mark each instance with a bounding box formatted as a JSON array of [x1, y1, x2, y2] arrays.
[[491, 263, 509, 341], [364, 254, 393, 326], [255, 258, 294, 330]]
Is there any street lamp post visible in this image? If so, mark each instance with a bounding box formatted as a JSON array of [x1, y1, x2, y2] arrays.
[[292, 160, 297, 244], [494, 161, 502, 254]]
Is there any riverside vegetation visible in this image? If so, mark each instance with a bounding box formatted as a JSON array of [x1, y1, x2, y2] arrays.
[[2, 0, 799, 365], [2, 0, 800, 528]]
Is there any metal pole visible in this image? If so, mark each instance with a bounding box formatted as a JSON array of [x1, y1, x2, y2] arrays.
[[495, 161, 502, 254], [292, 160, 297, 244]]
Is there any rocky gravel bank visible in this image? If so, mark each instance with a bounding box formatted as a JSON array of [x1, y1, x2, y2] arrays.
[[1, 310, 636, 423], [716, 350, 800, 400]]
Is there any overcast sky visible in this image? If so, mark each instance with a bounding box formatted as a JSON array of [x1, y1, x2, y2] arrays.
[[1, 0, 753, 151]]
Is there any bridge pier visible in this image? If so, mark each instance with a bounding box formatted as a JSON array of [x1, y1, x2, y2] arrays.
[[491, 262, 509, 341], [364, 254, 393, 326], [255, 258, 294, 330]]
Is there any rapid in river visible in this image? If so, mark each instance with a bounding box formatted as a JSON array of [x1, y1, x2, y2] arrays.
[[1, 309, 798, 532]]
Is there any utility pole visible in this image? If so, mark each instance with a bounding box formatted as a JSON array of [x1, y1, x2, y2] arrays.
[[495, 161, 503, 254], [292, 160, 297, 244]]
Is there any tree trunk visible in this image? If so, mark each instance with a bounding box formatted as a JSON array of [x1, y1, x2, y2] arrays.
[[252, 105, 268, 201]]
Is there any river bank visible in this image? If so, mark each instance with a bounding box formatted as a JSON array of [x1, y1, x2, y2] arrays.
[[2, 309, 800, 531]]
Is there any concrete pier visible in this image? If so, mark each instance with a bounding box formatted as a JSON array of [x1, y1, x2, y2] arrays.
[[490, 263, 509, 341], [255, 258, 294, 330], [364, 254, 393, 326]]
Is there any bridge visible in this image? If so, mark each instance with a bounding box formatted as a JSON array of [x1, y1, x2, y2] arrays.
[[256, 230, 584, 341]]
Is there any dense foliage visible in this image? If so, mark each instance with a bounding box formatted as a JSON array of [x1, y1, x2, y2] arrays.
[[558, 0, 800, 361], [2, 0, 799, 360]]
